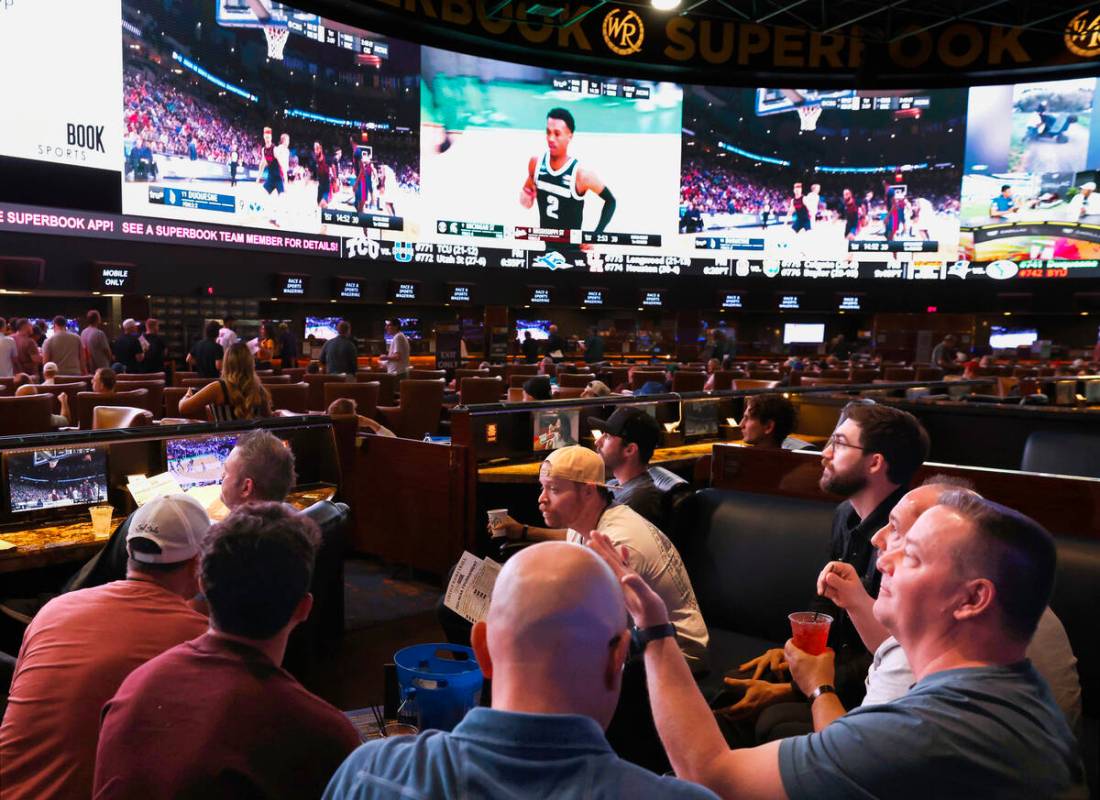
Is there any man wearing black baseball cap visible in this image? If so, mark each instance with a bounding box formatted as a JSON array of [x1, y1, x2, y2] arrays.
[[587, 406, 664, 528]]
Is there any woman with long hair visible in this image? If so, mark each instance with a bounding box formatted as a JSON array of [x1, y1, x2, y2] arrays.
[[179, 342, 272, 421]]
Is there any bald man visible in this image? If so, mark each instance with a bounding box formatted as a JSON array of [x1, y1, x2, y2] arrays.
[[324, 542, 717, 799], [787, 478, 1081, 737]]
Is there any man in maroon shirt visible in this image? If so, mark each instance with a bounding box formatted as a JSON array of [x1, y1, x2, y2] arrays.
[[93, 502, 360, 799], [11, 318, 42, 376]]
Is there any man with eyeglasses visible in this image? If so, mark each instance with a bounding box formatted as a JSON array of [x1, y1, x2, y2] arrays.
[[715, 401, 930, 742]]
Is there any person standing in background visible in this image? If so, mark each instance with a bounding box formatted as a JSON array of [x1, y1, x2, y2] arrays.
[[81, 310, 113, 372], [217, 317, 239, 351], [0, 317, 16, 377], [42, 316, 85, 376], [544, 324, 565, 362], [141, 318, 167, 375], [380, 320, 410, 382], [12, 319, 42, 376]]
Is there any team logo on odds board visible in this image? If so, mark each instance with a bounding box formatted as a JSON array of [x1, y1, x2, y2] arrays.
[[602, 8, 644, 56], [1065, 10, 1100, 57]]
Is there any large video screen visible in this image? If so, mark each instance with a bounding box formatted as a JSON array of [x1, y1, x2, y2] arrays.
[[0, 0, 122, 171], [681, 87, 968, 262], [6, 447, 110, 514], [121, 0, 419, 236], [960, 78, 1100, 262], [420, 47, 683, 259]]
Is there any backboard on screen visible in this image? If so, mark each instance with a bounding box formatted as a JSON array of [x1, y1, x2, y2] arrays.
[[5, 447, 109, 515], [122, 0, 419, 238], [681, 86, 967, 263]]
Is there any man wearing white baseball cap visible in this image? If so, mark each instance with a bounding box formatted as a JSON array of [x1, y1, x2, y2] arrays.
[[0, 495, 210, 800], [1068, 180, 1100, 219]]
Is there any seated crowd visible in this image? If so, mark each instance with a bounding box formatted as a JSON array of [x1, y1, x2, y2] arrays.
[[0, 395, 1088, 798]]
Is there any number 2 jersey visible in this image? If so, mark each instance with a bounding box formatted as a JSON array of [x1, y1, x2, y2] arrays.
[[535, 152, 585, 229]]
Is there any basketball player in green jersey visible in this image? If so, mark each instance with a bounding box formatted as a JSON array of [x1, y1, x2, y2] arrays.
[[520, 108, 616, 233]]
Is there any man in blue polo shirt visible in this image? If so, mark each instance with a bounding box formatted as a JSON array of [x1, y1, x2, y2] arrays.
[[324, 542, 716, 799], [588, 493, 1081, 800], [989, 184, 1019, 219]]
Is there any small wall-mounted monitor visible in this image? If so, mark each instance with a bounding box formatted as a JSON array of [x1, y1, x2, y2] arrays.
[[333, 277, 364, 301], [448, 284, 473, 303], [165, 434, 238, 491], [719, 292, 744, 309], [581, 288, 606, 306], [783, 323, 825, 344], [989, 326, 1038, 349], [275, 274, 309, 297], [93, 261, 136, 293], [305, 316, 342, 340], [516, 319, 551, 340], [6, 446, 109, 514], [777, 294, 802, 310], [837, 294, 863, 311], [532, 408, 580, 452], [640, 289, 665, 307], [683, 399, 720, 438], [390, 280, 420, 302], [527, 286, 553, 305]]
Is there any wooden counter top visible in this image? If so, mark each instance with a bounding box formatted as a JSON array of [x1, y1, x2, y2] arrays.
[[478, 442, 718, 484], [0, 485, 336, 574]]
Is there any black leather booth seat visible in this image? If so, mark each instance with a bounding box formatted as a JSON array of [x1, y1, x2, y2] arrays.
[[674, 488, 1100, 793]]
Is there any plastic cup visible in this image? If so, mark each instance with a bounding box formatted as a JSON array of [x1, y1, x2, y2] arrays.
[[382, 722, 419, 737], [89, 505, 114, 537], [789, 612, 833, 655], [487, 509, 509, 538]]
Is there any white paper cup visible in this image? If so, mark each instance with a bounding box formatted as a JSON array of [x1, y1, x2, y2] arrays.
[[89, 505, 114, 537], [487, 509, 509, 537]]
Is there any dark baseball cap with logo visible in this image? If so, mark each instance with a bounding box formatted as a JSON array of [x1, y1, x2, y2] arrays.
[[586, 406, 660, 455]]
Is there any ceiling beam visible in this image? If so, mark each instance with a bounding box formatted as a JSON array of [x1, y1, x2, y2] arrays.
[[821, 0, 909, 35], [888, 0, 1007, 42]]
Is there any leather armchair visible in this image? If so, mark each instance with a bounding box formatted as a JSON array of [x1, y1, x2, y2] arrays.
[[118, 372, 165, 382], [458, 376, 503, 405], [260, 374, 292, 384], [172, 371, 199, 387], [266, 382, 310, 414], [76, 389, 150, 430], [304, 374, 351, 412], [93, 406, 154, 429], [101, 379, 163, 418], [358, 371, 397, 404], [24, 381, 87, 415], [630, 370, 667, 391], [672, 371, 706, 393], [1022, 431, 1100, 479], [325, 380, 380, 420], [558, 373, 593, 388], [409, 369, 446, 381], [377, 379, 445, 439], [0, 394, 55, 434]]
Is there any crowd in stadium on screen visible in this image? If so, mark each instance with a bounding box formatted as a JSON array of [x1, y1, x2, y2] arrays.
[[680, 155, 961, 226], [122, 61, 419, 191]]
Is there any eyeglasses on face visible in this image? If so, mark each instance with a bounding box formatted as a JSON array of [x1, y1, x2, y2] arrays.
[[824, 435, 868, 453]]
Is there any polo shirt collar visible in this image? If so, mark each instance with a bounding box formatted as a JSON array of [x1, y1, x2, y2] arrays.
[[450, 707, 612, 755]]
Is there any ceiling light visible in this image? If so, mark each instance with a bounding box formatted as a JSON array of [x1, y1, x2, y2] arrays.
[[652, 0, 681, 9]]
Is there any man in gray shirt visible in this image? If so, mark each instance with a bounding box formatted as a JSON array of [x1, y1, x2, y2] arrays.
[[590, 492, 1082, 800], [320, 320, 358, 376], [81, 310, 113, 371], [43, 316, 86, 376]]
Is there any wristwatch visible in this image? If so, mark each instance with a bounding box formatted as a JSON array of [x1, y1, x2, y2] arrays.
[[631, 622, 676, 653], [807, 684, 837, 703]]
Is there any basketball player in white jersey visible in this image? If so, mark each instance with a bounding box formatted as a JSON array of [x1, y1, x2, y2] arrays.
[[375, 162, 398, 216], [908, 196, 935, 240], [519, 107, 616, 233]]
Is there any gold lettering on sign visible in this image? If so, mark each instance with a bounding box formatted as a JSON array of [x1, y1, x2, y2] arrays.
[[1064, 10, 1100, 57], [602, 8, 645, 56], [663, 17, 695, 60]]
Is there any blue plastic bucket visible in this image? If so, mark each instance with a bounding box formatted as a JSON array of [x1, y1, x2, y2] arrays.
[[394, 643, 483, 731]]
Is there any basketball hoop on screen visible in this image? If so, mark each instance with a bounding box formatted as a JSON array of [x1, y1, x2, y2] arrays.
[[797, 105, 822, 132], [264, 25, 289, 59]]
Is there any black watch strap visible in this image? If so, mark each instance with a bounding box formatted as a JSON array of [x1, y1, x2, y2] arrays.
[[632, 623, 676, 652], [807, 684, 837, 702]]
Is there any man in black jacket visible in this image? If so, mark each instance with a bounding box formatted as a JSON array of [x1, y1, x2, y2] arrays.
[[714, 401, 929, 743]]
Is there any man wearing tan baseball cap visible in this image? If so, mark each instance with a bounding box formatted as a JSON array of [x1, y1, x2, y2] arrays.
[[537, 445, 708, 670]]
